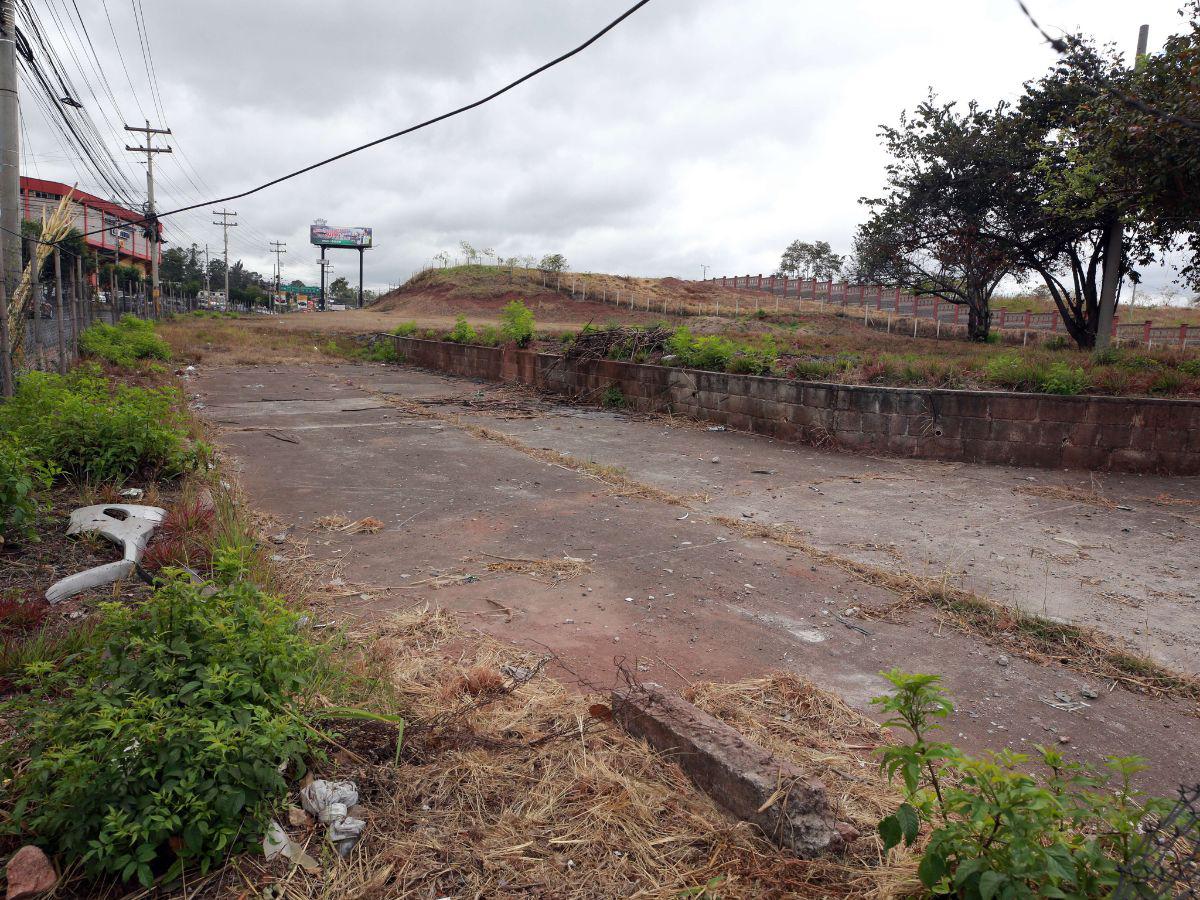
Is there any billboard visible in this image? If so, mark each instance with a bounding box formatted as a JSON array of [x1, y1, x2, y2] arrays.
[[310, 224, 372, 248]]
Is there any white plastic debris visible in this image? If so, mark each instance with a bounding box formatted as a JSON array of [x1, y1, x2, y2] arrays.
[[119, 487, 144, 500], [262, 820, 319, 871], [300, 780, 366, 857], [45, 504, 167, 603]]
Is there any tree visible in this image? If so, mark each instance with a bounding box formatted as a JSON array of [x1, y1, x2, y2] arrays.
[[539, 253, 567, 273], [329, 277, 351, 300], [776, 240, 843, 281], [855, 97, 1022, 341]]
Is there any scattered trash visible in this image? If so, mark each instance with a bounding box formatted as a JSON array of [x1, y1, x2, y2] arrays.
[[1038, 695, 1089, 712], [287, 806, 313, 827], [834, 614, 871, 636], [750, 469, 775, 475], [675, 513, 689, 521], [262, 820, 319, 871], [300, 780, 366, 858], [710, 456, 720, 464], [1054, 690, 1073, 704], [997, 654, 1009, 667], [119, 487, 144, 500], [706, 425, 726, 432], [1058, 734, 1071, 744], [843, 607, 860, 617], [1115, 505, 1133, 512], [1080, 684, 1099, 699], [45, 504, 167, 604]]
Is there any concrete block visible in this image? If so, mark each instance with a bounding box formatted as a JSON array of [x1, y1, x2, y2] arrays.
[[612, 683, 854, 856]]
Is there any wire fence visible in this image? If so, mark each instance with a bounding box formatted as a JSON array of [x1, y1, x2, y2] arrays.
[[8, 289, 190, 382]]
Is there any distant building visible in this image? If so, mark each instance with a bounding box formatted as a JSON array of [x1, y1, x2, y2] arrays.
[[19, 177, 162, 273]]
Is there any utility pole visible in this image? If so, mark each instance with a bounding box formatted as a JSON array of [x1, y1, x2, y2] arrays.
[[212, 209, 236, 311], [1095, 23, 1149, 350], [0, 0, 18, 394], [202, 243, 211, 292], [317, 255, 332, 311], [701, 264, 710, 281], [270, 240, 286, 310], [125, 121, 171, 317]]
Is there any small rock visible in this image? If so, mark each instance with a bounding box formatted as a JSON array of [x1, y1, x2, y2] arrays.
[[997, 654, 1009, 667], [1080, 684, 1099, 699], [563, 618, 575, 624], [710, 456, 720, 463], [1054, 691, 1072, 704], [1058, 735, 1071, 744], [844, 607, 860, 616], [6, 845, 56, 900], [271, 532, 288, 544], [287, 806, 313, 828]]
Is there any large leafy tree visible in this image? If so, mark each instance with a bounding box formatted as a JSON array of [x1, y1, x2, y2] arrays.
[[855, 98, 1022, 341], [776, 240, 844, 281]]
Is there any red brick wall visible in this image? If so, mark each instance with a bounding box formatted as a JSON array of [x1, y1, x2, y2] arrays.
[[389, 336, 1200, 474]]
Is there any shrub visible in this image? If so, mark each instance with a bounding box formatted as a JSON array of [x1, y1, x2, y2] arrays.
[[78, 315, 171, 366], [1178, 357, 1200, 377], [873, 670, 1166, 898], [984, 354, 1042, 391], [1148, 370, 1185, 395], [2, 565, 315, 885], [601, 385, 626, 408], [0, 367, 196, 482], [499, 299, 535, 347], [391, 321, 418, 337], [477, 325, 502, 347], [789, 359, 839, 381], [0, 439, 56, 542], [358, 340, 401, 363], [448, 314, 476, 344], [726, 338, 778, 376], [1040, 362, 1090, 395]]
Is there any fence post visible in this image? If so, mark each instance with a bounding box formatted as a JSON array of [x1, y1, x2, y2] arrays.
[[998, 309, 1007, 329], [756, 273, 763, 289], [933, 297, 940, 326], [1024, 310, 1031, 331], [53, 248, 67, 374], [1143, 321, 1152, 347], [1180, 323, 1188, 349], [954, 304, 960, 325], [781, 275, 788, 298]]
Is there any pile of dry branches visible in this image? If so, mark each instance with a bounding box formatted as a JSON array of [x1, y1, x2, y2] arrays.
[[564, 325, 672, 363]]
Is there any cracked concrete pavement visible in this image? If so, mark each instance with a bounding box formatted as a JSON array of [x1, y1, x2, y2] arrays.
[[191, 361, 1199, 793]]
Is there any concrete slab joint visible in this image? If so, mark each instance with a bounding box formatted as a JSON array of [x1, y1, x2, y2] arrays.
[[612, 682, 856, 856]]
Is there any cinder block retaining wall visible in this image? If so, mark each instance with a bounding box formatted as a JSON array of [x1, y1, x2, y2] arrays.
[[387, 335, 1200, 474]]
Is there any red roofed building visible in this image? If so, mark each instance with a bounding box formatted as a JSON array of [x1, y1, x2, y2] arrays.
[[19, 177, 161, 273]]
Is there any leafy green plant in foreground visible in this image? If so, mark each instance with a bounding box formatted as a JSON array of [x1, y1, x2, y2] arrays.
[[499, 299, 535, 347], [1, 559, 315, 886], [0, 366, 198, 482], [873, 669, 1166, 898], [78, 315, 171, 366], [0, 438, 58, 542], [448, 314, 476, 344]]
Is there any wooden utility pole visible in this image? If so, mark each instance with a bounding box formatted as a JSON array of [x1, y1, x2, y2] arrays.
[[212, 209, 237, 311], [1095, 24, 1149, 350], [125, 121, 171, 318]]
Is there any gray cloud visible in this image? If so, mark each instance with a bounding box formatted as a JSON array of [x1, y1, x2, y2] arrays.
[[20, 0, 1191, 296]]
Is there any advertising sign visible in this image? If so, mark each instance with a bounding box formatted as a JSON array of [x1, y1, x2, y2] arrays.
[[310, 224, 372, 248]]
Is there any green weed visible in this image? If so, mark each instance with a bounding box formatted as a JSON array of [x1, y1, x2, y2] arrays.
[[78, 315, 171, 367]]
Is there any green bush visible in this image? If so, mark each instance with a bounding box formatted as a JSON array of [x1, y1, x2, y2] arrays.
[[789, 359, 839, 381], [477, 325, 502, 347], [78, 315, 171, 367], [0, 366, 196, 482], [0, 439, 57, 543], [1148, 370, 1185, 395], [984, 354, 1042, 391], [726, 338, 778, 376], [391, 321, 418, 337], [2, 564, 315, 885], [499, 299, 535, 347], [601, 385, 626, 408], [1177, 357, 1200, 377], [1040, 362, 1090, 395], [873, 670, 1165, 898], [448, 314, 476, 344], [358, 340, 401, 363]]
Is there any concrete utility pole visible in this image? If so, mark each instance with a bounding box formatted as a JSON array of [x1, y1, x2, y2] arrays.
[[1095, 23, 1150, 351], [270, 240, 286, 307], [0, 0, 18, 394], [317, 255, 332, 311], [212, 209, 236, 310], [202, 243, 211, 292], [125, 121, 171, 317]]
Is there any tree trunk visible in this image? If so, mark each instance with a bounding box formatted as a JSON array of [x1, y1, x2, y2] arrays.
[[967, 302, 991, 342]]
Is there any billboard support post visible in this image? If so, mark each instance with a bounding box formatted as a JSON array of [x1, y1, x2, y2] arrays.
[[358, 247, 364, 309], [319, 245, 327, 311]]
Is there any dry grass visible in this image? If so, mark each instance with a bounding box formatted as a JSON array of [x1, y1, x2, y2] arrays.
[[1013, 483, 1120, 511], [158, 317, 363, 366], [211, 607, 918, 900]]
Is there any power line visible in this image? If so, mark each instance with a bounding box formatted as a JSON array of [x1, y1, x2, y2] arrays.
[[72, 0, 654, 240]]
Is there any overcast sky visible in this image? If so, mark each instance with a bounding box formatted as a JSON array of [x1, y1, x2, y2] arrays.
[[23, 0, 1192, 296]]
